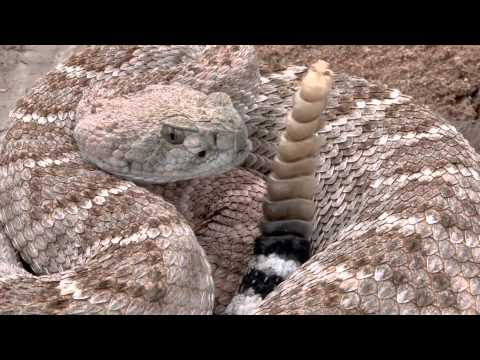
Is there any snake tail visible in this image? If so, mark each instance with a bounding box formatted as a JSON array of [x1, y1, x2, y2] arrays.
[[226, 60, 334, 314]]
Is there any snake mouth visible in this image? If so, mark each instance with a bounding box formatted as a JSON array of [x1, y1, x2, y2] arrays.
[[99, 137, 252, 184], [79, 123, 252, 185]]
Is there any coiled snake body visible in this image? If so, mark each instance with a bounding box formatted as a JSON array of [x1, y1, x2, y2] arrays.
[[1, 46, 480, 315]]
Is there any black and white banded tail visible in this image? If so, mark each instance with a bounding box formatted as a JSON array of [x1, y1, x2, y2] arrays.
[[226, 60, 334, 314]]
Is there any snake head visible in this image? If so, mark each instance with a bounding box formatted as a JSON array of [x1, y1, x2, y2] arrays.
[[74, 84, 251, 183]]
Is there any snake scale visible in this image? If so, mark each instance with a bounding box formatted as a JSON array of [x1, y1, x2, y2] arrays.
[[2, 45, 480, 315]]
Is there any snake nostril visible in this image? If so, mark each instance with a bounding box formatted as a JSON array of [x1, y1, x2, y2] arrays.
[[197, 150, 207, 158]]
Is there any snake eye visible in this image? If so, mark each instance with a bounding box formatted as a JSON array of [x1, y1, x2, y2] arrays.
[[162, 126, 185, 145]]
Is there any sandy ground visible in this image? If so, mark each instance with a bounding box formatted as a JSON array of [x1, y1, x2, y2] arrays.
[[257, 45, 480, 151], [0, 45, 82, 132], [2, 45, 480, 151]]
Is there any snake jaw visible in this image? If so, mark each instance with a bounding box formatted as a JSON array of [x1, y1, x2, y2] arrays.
[[74, 83, 250, 184]]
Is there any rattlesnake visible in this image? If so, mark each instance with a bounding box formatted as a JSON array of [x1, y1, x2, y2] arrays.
[[1, 45, 480, 314]]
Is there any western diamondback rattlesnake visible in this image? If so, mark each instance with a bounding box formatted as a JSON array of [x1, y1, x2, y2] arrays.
[[1, 45, 480, 314]]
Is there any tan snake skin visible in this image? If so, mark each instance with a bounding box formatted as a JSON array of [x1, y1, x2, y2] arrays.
[[257, 69, 480, 315], [1, 45, 480, 315]]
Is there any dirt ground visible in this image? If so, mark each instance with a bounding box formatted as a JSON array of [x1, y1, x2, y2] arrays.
[[0, 45, 81, 132], [2, 45, 480, 151], [257, 45, 480, 151]]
